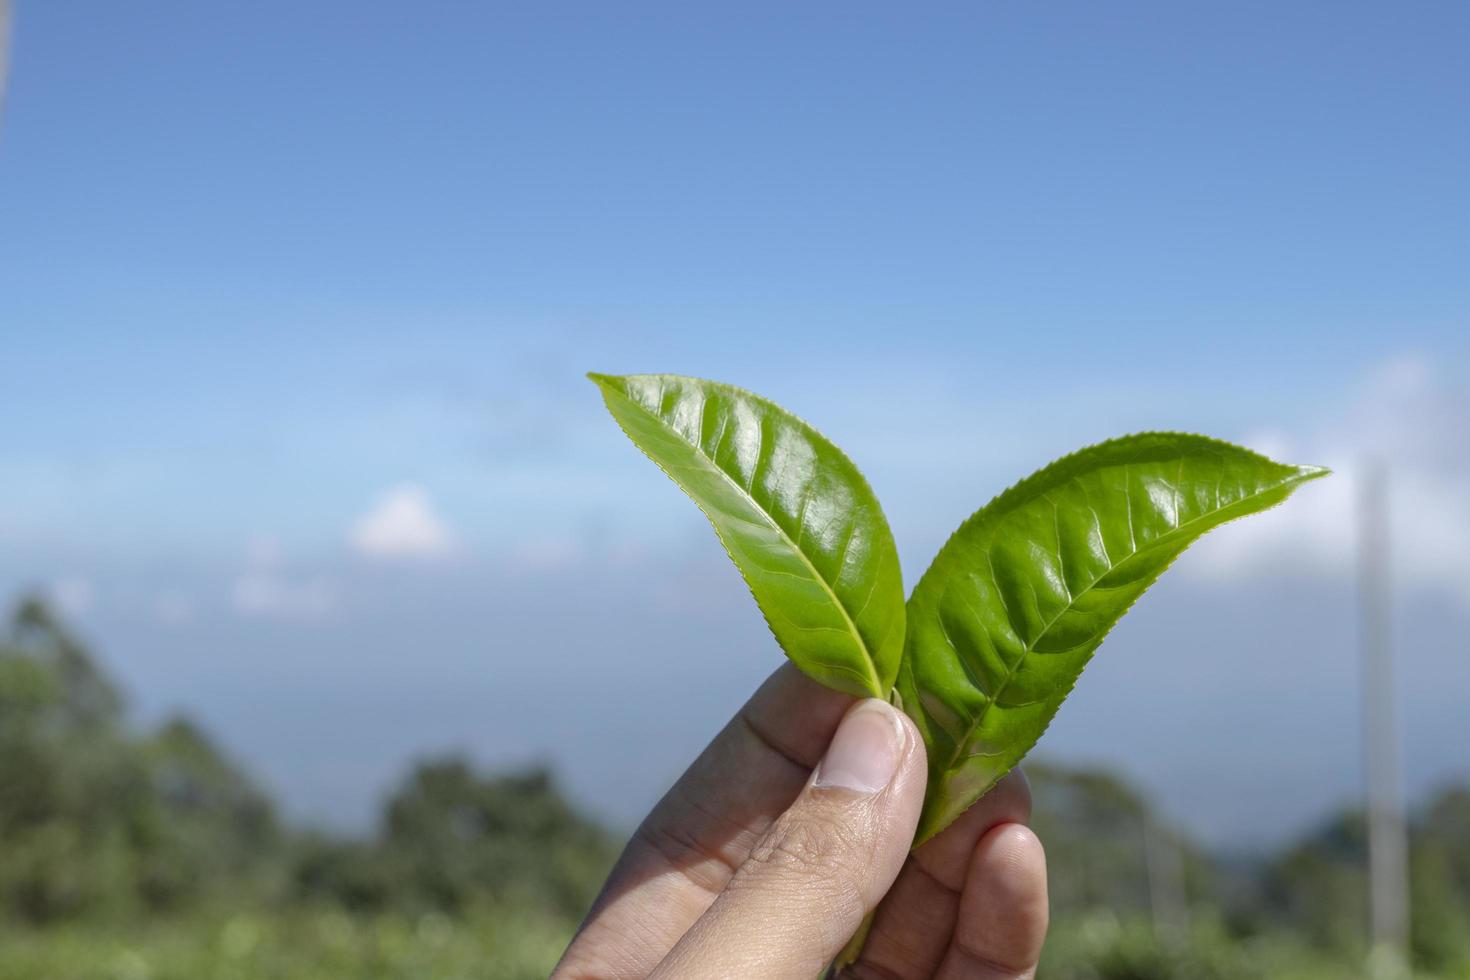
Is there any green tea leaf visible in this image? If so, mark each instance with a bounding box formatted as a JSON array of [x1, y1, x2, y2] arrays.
[[900, 433, 1327, 842], [590, 373, 906, 698]]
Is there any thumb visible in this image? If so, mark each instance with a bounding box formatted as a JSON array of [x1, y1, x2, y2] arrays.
[[649, 698, 926, 979]]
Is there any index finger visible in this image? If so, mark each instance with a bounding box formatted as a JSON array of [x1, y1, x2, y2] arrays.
[[553, 662, 853, 980]]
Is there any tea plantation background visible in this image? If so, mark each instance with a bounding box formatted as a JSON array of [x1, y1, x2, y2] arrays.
[[3, 596, 1467, 980]]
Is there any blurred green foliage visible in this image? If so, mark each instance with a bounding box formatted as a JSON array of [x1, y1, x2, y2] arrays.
[[0, 598, 280, 922], [292, 760, 613, 921], [0, 596, 1467, 979], [0, 906, 571, 980]]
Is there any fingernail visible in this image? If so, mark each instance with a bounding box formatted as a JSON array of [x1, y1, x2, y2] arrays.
[[813, 699, 906, 794]]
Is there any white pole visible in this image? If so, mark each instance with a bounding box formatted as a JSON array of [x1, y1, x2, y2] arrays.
[[1359, 462, 1411, 979]]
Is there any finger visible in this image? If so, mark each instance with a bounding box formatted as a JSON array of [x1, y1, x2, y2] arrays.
[[842, 768, 1032, 980], [934, 824, 1049, 980], [649, 699, 926, 979], [553, 663, 853, 980]]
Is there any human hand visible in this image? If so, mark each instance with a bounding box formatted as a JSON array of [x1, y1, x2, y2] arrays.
[[553, 664, 1049, 978]]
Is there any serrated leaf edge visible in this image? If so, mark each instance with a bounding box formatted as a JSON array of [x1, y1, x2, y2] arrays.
[[910, 433, 1328, 842], [589, 372, 903, 698]]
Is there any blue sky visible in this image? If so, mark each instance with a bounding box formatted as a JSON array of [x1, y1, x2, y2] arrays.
[[1, 1, 1467, 847]]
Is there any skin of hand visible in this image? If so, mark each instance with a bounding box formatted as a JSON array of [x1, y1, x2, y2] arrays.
[[553, 664, 1049, 979]]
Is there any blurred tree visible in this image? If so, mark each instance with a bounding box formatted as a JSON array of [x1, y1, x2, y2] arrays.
[[10, 597, 123, 730], [132, 716, 281, 908], [1028, 762, 1215, 925], [291, 833, 410, 913], [1407, 787, 1470, 973], [1258, 809, 1371, 955], [0, 597, 279, 921], [0, 597, 145, 919], [294, 758, 616, 920], [1249, 789, 1470, 973], [386, 760, 614, 916]]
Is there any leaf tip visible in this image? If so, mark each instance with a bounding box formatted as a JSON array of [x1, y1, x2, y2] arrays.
[[587, 372, 630, 399], [1292, 463, 1332, 483]]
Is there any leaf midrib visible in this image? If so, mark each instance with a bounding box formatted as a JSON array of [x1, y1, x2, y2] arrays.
[[936, 471, 1315, 775], [609, 382, 884, 697]]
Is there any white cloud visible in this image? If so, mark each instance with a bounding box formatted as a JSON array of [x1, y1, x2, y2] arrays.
[[1187, 354, 1470, 606], [231, 571, 337, 620], [230, 542, 338, 620], [349, 485, 456, 559]]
